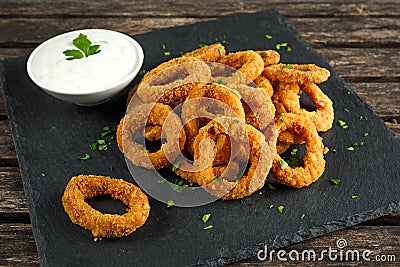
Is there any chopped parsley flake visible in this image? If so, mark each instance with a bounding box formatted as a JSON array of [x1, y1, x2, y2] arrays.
[[332, 149, 337, 153], [138, 69, 146, 76], [300, 214, 306, 219], [287, 158, 300, 168], [259, 52, 269, 57], [344, 108, 350, 112], [363, 133, 369, 137], [167, 200, 175, 208], [212, 176, 222, 183], [290, 148, 298, 155], [171, 155, 182, 172], [359, 115, 368, 121], [157, 179, 166, 184], [265, 34, 273, 39], [269, 204, 274, 209], [278, 159, 288, 169], [79, 153, 91, 160], [337, 119, 348, 129], [89, 143, 97, 151], [164, 51, 171, 56], [283, 64, 293, 69], [41, 173, 46, 177], [351, 195, 359, 199], [267, 183, 276, 190], [345, 146, 355, 151], [330, 178, 341, 185], [203, 225, 214, 230], [277, 205, 284, 214], [286, 47, 292, 52], [161, 44, 166, 50], [202, 213, 211, 223], [275, 42, 288, 50], [279, 115, 284, 122], [218, 47, 224, 56], [232, 119, 240, 123]]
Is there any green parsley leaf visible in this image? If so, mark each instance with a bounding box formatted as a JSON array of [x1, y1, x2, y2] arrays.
[[203, 225, 214, 230], [278, 159, 288, 169], [171, 155, 182, 172], [282, 64, 293, 69], [267, 183, 276, 191], [344, 108, 350, 112], [167, 200, 175, 208], [138, 69, 146, 76], [63, 33, 101, 60], [161, 44, 166, 50], [337, 119, 348, 129], [345, 146, 355, 151], [332, 149, 337, 153], [275, 42, 288, 50], [232, 119, 240, 123], [300, 214, 306, 219], [79, 153, 91, 160], [63, 49, 84, 60], [277, 205, 284, 214], [218, 47, 224, 56], [265, 34, 273, 39], [363, 133, 369, 137], [287, 157, 300, 168], [286, 47, 292, 52], [330, 178, 341, 185], [354, 141, 364, 147], [259, 53, 269, 57], [359, 115, 368, 121], [202, 213, 211, 223], [164, 51, 171, 56], [351, 195, 359, 199], [41, 173, 46, 177], [290, 148, 298, 155], [212, 176, 222, 183], [269, 204, 274, 209], [198, 43, 206, 48], [89, 143, 97, 151]]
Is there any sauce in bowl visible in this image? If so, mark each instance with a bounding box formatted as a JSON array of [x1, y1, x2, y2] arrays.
[[27, 29, 144, 105]]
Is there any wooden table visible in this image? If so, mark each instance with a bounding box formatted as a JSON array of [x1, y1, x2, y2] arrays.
[[0, 1, 399, 266]]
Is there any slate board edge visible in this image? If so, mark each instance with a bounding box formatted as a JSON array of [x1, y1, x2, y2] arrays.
[[0, 9, 399, 267], [199, 201, 400, 266], [0, 60, 48, 265]]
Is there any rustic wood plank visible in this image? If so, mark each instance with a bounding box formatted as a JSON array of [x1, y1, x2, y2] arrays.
[[0, 0, 398, 18], [0, 17, 399, 47], [233, 226, 400, 266], [0, 223, 39, 266], [0, 224, 398, 266]]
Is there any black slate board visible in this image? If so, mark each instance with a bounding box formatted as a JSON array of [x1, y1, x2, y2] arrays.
[[1, 9, 400, 267]]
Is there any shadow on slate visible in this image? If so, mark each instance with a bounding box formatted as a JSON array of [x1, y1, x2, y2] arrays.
[[1, 9, 399, 267]]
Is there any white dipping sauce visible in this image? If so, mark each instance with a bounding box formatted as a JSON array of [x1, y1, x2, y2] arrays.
[[30, 30, 139, 94]]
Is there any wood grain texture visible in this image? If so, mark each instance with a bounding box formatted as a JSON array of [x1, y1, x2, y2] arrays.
[[0, 224, 398, 266], [0, 17, 399, 47]]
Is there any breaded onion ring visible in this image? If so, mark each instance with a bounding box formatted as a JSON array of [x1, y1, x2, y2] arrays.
[[254, 75, 274, 98], [183, 44, 226, 62], [255, 50, 281, 66], [277, 83, 334, 132], [181, 83, 246, 155], [62, 175, 150, 238], [192, 118, 273, 199], [136, 60, 211, 103], [121, 103, 186, 169], [263, 64, 330, 85], [217, 50, 264, 82], [271, 113, 325, 188]]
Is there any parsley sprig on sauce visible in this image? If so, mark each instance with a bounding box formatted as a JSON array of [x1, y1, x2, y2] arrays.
[[63, 33, 101, 60]]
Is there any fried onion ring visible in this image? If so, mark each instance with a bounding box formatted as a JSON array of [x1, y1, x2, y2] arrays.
[[192, 118, 273, 199], [183, 44, 226, 62], [62, 175, 150, 238], [255, 50, 281, 66], [181, 83, 246, 155], [263, 64, 330, 85], [271, 113, 325, 188], [121, 103, 186, 169], [217, 50, 264, 82]]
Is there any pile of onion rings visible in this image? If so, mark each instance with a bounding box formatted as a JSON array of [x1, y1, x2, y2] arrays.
[[118, 43, 334, 197]]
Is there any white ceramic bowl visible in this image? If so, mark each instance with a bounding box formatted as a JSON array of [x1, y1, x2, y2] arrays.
[[27, 29, 144, 105]]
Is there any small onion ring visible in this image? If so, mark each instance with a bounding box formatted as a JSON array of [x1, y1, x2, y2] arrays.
[[263, 64, 330, 84], [120, 103, 186, 169], [271, 113, 326, 188], [62, 175, 150, 238]]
